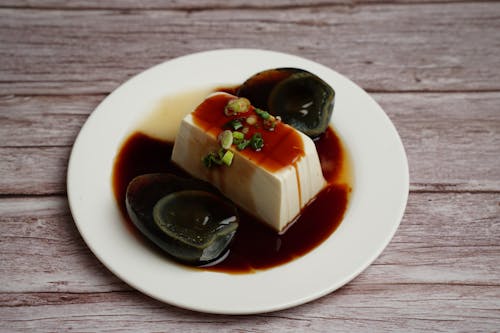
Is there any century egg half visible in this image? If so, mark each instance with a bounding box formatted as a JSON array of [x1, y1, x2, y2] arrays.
[[126, 173, 239, 265], [237, 68, 335, 138]]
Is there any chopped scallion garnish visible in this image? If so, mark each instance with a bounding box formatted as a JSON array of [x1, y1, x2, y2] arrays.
[[263, 116, 277, 131], [224, 119, 243, 130], [204, 98, 271, 168], [254, 108, 271, 120], [203, 148, 234, 168], [221, 150, 234, 166], [237, 139, 250, 150], [202, 152, 223, 168], [246, 115, 257, 125], [232, 131, 244, 144], [219, 130, 233, 149], [224, 97, 251, 116], [250, 132, 264, 151]]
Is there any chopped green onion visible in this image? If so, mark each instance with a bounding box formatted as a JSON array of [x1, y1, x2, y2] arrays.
[[221, 150, 234, 166], [263, 116, 277, 131], [202, 152, 223, 168], [237, 139, 250, 150], [219, 130, 233, 149], [224, 97, 251, 116], [246, 115, 257, 125], [202, 154, 212, 168], [232, 131, 244, 140], [205, 99, 270, 168], [250, 133, 264, 151], [254, 108, 271, 120], [232, 131, 244, 144], [224, 119, 243, 130], [202, 148, 234, 168]]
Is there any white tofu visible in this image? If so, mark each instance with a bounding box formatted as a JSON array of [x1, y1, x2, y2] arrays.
[[171, 93, 326, 233]]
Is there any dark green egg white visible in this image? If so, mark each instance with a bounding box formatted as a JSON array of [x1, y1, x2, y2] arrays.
[[125, 173, 239, 265], [238, 67, 335, 138]]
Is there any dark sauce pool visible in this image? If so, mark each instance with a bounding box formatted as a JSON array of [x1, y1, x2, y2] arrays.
[[112, 127, 351, 273]]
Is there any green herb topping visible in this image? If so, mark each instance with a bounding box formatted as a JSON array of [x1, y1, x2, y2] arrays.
[[203, 97, 276, 168], [224, 118, 244, 131], [250, 133, 264, 151], [224, 97, 251, 116], [254, 108, 270, 120], [219, 130, 233, 149], [221, 150, 234, 166], [203, 148, 234, 168]]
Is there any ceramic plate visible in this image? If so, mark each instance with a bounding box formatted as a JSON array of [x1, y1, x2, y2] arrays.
[[67, 49, 409, 314]]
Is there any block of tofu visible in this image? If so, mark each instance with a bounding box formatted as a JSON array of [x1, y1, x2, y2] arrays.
[[172, 92, 325, 233]]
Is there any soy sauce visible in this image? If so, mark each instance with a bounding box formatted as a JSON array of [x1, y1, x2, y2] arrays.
[[112, 127, 351, 273], [192, 93, 305, 172]]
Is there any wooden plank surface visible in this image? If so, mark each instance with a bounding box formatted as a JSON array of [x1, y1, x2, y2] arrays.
[[1, 0, 499, 332], [1, 193, 498, 292], [0, 0, 490, 9], [1, 285, 499, 333], [0, 3, 499, 94], [1, 93, 498, 194], [0, 193, 499, 332]]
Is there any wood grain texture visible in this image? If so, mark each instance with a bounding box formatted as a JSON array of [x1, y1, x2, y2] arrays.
[[1, 284, 499, 333], [1, 0, 493, 9], [0, 197, 127, 293], [0, 94, 102, 147], [0, 193, 499, 331], [1, 92, 498, 194], [375, 92, 500, 192], [1, 193, 498, 292], [1, 1, 499, 331], [0, 3, 499, 94], [0, 147, 70, 195]]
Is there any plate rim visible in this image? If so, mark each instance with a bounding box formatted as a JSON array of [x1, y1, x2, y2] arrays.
[[67, 48, 409, 314]]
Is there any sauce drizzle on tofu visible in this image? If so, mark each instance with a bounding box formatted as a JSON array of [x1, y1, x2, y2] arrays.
[[174, 92, 325, 232], [192, 93, 305, 172], [112, 127, 351, 273]]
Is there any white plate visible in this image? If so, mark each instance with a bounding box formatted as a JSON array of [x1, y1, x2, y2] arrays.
[[67, 49, 409, 314]]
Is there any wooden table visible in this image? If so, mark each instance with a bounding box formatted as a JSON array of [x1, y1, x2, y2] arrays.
[[1, 1, 499, 331]]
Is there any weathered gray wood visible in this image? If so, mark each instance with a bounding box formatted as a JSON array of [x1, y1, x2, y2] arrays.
[[374, 92, 500, 192], [1, 92, 498, 194], [0, 197, 127, 293], [1, 193, 498, 330], [0, 3, 499, 94], [0, 284, 499, 332], [364, 192, 500, 285], [0, 0, 484, 9], [1, 193, 498, 293], [1, 1, 499, 331], [0, 147, 70, 195], [0, 95, 101, 147]]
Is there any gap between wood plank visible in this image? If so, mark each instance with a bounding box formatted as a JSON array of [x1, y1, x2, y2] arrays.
[[0, 280, 498, 298], [0, 145, 71, 149], [0, 193, 67, 199], [0, 1, 499, 12], [411, 189, 500, 194], [365, 88, 500, 94], [1, 91, 497, 195], [1, 187, 499, 200], [2, 88, 500, 99]]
